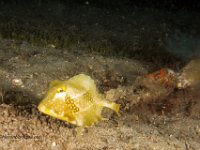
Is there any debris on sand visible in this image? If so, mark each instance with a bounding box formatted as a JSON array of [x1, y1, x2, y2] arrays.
[[106, 60, 200, 116]]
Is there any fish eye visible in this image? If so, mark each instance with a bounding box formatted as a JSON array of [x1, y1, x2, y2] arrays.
[[57, 88, 64, 93]]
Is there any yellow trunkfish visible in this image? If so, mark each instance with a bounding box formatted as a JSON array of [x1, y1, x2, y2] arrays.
[[38, 74, 120, 127]]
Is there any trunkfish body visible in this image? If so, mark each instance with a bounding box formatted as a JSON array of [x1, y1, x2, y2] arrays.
[[38, 74, 120, 127]]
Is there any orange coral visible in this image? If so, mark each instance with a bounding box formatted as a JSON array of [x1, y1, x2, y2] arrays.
[[146, 68, 176, 88]]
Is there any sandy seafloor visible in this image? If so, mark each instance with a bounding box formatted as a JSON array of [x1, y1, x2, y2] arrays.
[[0, 39, 199, 150], [0, 1, 200, 150]]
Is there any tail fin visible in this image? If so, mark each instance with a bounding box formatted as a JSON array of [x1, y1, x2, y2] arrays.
[[102, 101, 120, 116], [112, 103, 120, 116]]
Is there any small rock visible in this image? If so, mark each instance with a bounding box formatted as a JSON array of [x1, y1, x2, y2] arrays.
[[11, 78, 24, 87]]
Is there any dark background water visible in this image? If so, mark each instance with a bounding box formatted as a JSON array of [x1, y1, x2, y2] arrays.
[[0, 0, 200, 61], [1, 0, 200, 9]]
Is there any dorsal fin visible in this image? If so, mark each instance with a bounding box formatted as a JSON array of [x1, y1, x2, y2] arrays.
[[67, 74, 97, 93]]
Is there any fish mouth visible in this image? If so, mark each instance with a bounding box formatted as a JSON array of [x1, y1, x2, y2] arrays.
[[38, 103, 46, 112], [38, 103, 60, 119]]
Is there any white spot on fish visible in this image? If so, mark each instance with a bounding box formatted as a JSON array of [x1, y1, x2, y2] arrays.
[[54, 92, 67, 101]]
